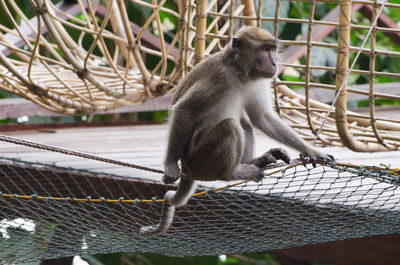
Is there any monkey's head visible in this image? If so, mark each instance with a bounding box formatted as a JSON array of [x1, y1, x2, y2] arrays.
[[231, 26, 278, 79]]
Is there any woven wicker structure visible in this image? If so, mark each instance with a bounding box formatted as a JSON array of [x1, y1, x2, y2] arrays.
[[0, 0, 399, 151], [0, 0, 184, 113]]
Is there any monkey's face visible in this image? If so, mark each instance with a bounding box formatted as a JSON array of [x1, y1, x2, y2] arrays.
[[232, 27, 278, 79], [253, 41, 278, 78]]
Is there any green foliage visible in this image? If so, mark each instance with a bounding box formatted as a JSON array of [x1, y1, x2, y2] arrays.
[[0, 0, 36, 28], [0, 118, 15, 124], [83, 253, 278, 265], [138, 111, 168, 122], [82, 252, 335, 265], [357, 98, 400, 108], [0, 220, 55, 264], [126, 0, 179, 76], [88, 253, 122, 265], [279, 1, 400, 111], [0, 89, 16, 99], [259, 0, 290, 36]]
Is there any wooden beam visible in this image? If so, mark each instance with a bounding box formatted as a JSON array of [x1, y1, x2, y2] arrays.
[[280, 3, 400, 66], [294, 82, 400, 103], [280, 4, 363, 66], [40, 256, 73, 265], [359, 5, 400, 46], [0, 94, 172, 119], [272, 234, 400, 265]]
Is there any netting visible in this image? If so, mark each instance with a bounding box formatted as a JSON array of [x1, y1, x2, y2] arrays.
[[1, 156, 400, 263], [1, 1, 400, 263]]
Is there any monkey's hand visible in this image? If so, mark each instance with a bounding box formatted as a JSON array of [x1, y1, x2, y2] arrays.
[[267, 148, 291, 164], [163, 163, 181, 184], [253, 148, 291, 169], [300, 150, 335, 168]]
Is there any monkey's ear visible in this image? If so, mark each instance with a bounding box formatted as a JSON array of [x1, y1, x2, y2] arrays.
[[232, 36, 241, 51]]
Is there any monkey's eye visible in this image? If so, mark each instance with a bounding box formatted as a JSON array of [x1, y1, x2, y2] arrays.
[[262, 45, 277, 52]]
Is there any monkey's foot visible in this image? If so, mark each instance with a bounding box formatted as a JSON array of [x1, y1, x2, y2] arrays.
[[231, 164, 265, 182], [139, 225, 164, 237], [162, 174, 180, 184], [140, 197, 177, 237], [162, 163, 181, 184], [162, 172, 190, 184], [253, 148, 290, 169], [300, 153, 335, 168]]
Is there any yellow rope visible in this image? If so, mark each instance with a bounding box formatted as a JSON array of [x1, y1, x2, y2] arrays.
[[1, 161, 398, 204]]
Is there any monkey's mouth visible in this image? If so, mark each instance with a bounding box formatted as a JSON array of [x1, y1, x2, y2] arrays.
[[264, 71, 277, 77]]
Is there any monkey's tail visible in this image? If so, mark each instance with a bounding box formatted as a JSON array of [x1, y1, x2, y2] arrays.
[[139, 178, 197, 236]]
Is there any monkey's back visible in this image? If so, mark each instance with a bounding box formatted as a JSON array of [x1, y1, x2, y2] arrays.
[[171, 49, 237, 105]]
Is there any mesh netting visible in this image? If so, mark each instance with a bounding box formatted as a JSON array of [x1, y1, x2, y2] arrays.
[[1, 156, 399, 263]]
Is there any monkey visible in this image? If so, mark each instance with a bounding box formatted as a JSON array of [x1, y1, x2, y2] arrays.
[[140, 26, 334, 236]]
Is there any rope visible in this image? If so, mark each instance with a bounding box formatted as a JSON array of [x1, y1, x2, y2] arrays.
[[312, 0, 389, 146], [0, 160, 303, 204], [0, 133, 163, 174], [1, 160, 398, 204], [0, 133, 295, 174]]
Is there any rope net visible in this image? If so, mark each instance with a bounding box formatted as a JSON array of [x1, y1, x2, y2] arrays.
[[1, 1, 400, 262], [1, 157, 400, 263]]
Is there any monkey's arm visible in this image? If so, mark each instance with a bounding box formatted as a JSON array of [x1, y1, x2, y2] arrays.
[[247, 97, 333, 165], [163, 107, 194, 183]]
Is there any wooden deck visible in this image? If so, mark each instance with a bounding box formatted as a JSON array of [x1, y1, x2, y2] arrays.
[[0, 123, 399, 182]]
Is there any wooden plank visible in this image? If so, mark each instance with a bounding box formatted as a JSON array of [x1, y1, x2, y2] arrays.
[[280, 3, 400, 67], [0, 124, 399, 180], [280, 4, 363, 66], [0, 94, 172, 119], [294, 82, 400, 102], [2, 80, 399, 119], [272, 234, 400, 265], [359, 5, 400, 46]]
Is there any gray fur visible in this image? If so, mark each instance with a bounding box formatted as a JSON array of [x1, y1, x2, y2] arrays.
[[140, 26, 333, 236]]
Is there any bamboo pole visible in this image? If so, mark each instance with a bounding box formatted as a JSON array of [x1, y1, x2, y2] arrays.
[[240, 0, 257, 26], [194, 0, 207, 65], [106, 0, 136, 68], [335, 0, 389, 151], [115, 0, 154, 93], [304, 0, 328, 144], [368, 0, 394, 149]]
